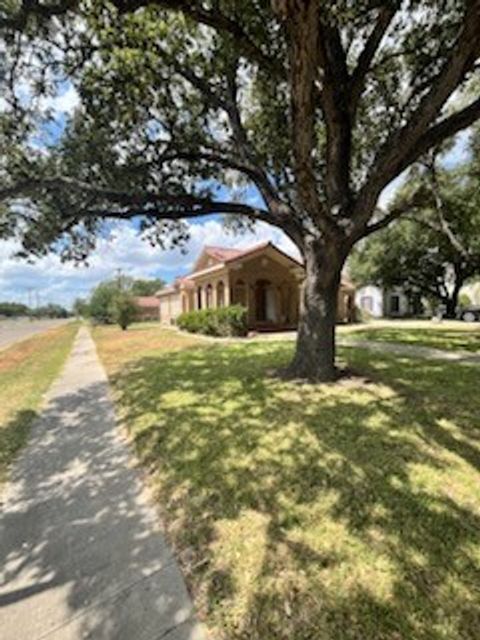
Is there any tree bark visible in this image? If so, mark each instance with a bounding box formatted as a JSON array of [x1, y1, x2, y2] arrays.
[[286, 241, 344, 381], [444, 278, 463, 319]]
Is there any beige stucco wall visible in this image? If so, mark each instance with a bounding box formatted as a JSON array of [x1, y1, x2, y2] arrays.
[[228, 255, 300, 327], [159, 292, 182, 324], [158, 252, 355, 326]]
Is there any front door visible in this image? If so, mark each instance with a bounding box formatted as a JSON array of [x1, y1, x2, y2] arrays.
[[265, 287, 277, 322], [255, 280, 277, 323], [255, 280, 267, 322]]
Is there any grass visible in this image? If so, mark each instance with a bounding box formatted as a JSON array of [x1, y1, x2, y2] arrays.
[[0, 323, 78, 484], [342, 324, 480, 352], [94, 323, 480, 640]]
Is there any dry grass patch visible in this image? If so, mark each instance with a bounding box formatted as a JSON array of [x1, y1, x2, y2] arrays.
[[92, 322, 202, 372], [94, 326, 480, 640], [0, 323, 78, 484]]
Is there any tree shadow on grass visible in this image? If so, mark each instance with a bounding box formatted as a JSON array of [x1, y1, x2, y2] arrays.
[[109, 341, 480, 639]]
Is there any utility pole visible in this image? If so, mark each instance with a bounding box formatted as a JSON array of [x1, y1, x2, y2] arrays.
[[27, 288, 34, 320], [116, 268, 124, 291]]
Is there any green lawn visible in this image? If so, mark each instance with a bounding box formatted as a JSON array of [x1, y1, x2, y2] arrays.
[[94, 324, 480, 640], [0, 323, 78, 484], [343, 325, 480, 352]]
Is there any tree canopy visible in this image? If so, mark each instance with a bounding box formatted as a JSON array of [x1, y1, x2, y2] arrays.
[[350, 139, 480, 317], [1, 1, 479, 378], [130, 278, 165, 296]]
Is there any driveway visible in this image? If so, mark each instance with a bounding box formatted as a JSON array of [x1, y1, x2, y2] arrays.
[[0, 319, 71, 350], [0, 327, 205, 640]]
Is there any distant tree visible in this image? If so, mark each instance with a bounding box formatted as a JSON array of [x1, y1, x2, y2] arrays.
[[88, 280, 121, 324], [0, 301, 30, 317], [32, 303, 70, 318], [458, 292, 472, 308], [109, 291, 138, 330], [130, 278, 165, 296], [73, 297, 89, 318], [2, 2, 480, 378], [350, 156, 480, 317]]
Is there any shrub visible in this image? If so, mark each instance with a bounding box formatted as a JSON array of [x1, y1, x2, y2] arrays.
[[109, 291, 138, 330], [177, 305, 248, 337], [458, 293, 471, 309]]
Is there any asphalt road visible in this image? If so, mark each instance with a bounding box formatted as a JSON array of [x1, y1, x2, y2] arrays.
[[0, 318, 71, 351]]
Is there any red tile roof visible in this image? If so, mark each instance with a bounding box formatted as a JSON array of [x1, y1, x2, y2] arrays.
[[224, 241, 303, 265], [134, 296, 160, 308], [203, 246, 245, 261]]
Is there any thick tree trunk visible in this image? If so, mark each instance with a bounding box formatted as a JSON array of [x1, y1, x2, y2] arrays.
[[287, 243, 344, 381], [444, 280, 462, 319]]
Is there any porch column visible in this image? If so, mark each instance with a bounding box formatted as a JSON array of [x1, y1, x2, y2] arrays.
[[201, 285, 207, 309], [212, 280, 218, 308], [245, 280, 254, 325], [224, 275, 231, 306]]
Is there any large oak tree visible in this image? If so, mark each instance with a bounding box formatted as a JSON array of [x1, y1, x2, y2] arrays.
[[1, 0, 480, 379]]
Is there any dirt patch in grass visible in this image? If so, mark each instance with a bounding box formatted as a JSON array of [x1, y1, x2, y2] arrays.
[[94, 328, 480, 640]]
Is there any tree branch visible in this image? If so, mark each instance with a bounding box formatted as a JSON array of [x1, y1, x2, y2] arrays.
[[0, 0, 78, 30], [405, 96, 480, 167], [317, 17, 352, 214], [360, 183, 429, 238], [282, 2, 335, 235], [114, 0, 283, 76], [0, 175, 269, 219], [349, 5, 397, 116], [354, 0, 480, 228]]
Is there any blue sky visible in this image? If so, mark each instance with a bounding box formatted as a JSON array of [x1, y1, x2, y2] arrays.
[[0, 84, 473, 309]]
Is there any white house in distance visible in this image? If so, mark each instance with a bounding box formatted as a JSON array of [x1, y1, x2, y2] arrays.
[[355, 285, 410, 318]]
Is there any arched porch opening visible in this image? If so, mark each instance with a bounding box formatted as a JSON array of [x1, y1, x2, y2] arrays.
[[206, 283, 213, 308], [232, 279, 247, 306]]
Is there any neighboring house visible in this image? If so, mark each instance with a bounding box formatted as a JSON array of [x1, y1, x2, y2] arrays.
[[355, 285, 410, 318], [134, 296, 161, 321], [462, 281, 480, 305], [157, 241, 356, 329]]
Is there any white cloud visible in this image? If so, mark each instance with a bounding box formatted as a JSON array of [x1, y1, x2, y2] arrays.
[[45, 84, 80, 115], [0, 219, 299, 309]]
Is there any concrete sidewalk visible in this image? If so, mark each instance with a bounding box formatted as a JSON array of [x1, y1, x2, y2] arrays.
[[338, 338, 480, 365], [0, 327, 205, 640]]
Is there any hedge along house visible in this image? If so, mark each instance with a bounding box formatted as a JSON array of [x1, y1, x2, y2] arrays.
[[157, 242, 356, 330]]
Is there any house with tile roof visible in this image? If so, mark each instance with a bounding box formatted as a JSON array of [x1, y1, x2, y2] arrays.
[[134, 296, 162, 321], [157, 241, 355, 330]]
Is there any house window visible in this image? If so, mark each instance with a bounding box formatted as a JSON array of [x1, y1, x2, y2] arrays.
[[361, 296, 373, 312], [390, 294, 400, 314], [206, 284, 213, 308]]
